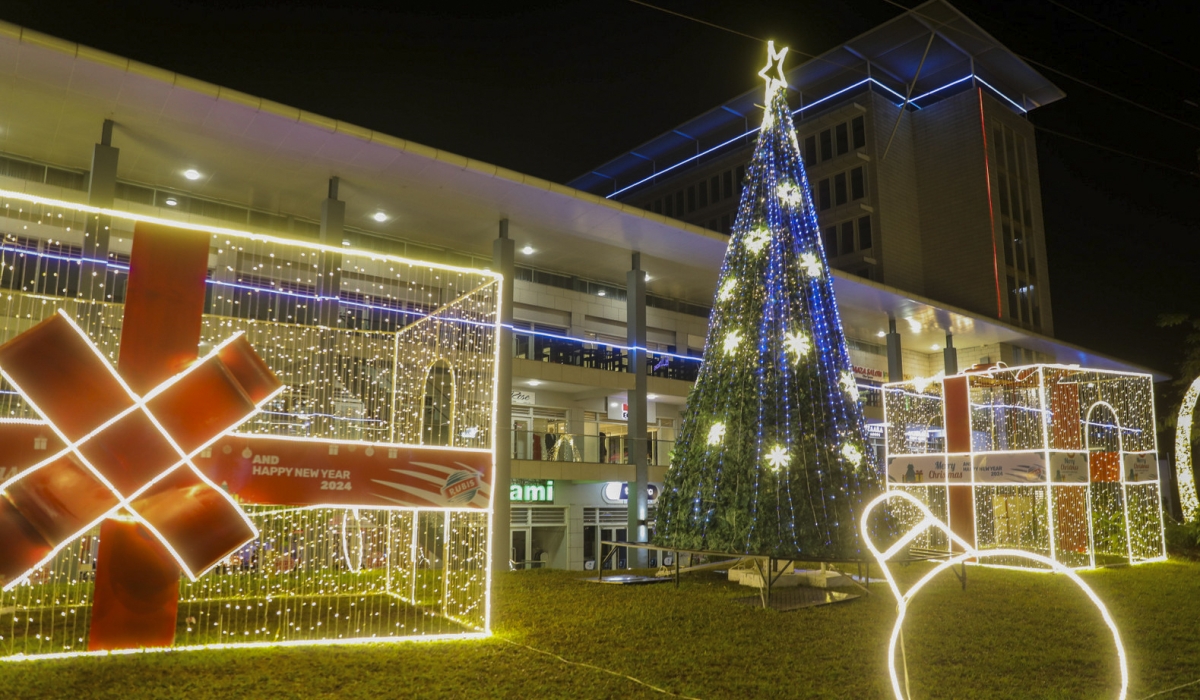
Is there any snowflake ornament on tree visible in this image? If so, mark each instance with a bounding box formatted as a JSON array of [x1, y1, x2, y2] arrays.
[[654, 41, 880, 559]]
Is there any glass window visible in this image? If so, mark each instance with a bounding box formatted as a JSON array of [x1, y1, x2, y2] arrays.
[[675, 191, 684, 215], [820, 130, 833, 161], [723, 171, 733, 199], [721, 215, 731, 234], [836, 123, 849, 155], [664, 195, 672, 217], [711, 175, 720, 202], [736, 165, 745, 193], [835, 173, 847, 206], [998, 174, 1009, 216], [697, 181, 708, 208], [858, 215, 872, 250], [841, 221, 855, 254], [687, 186, 696, 212], [851, 166, 865, 200], [653, 199, 662, 214], [852, 116, 866, 149], [818, 179, 831, 210], [1007, 275, 1019, 320], [805, 135, 817, 167], [823, 226, 839, 257]]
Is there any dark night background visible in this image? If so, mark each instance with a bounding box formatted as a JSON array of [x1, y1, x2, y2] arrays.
[[5, 0, 1198, 379]]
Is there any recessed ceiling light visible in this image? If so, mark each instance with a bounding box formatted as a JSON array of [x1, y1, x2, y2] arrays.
[[183, 169, 201, 181], [528, 380, 541, 387], [931, 344, 941, 351], [372, 212, 388, 222], [597, 290, 606, 297], [647, 394, 658, 400], [164, 197, 178, 207], [521, 245, 534, 255]]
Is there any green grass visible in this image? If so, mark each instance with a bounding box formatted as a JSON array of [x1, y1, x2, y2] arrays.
[[3, 560, 1200, 699]]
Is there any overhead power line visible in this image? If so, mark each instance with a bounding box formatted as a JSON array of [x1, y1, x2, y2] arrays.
[[875, 0, 1200, 134], [1044, 0, 1200, 75], [1033, 125, 1198, 178], [627, 0, 765, 44]]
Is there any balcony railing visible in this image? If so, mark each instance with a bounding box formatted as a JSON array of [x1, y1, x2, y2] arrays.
[[513, 332, 701, 382], [512, 431, 674, 467]]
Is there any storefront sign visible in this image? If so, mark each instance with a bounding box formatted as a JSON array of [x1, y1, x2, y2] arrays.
[[607, 399, 656, 422], [511, 479, 554, 503], [512, 389, 536, 405], [865, 423, 886, 440], [848, 348, 889, 382], [602, 481, 659, 505], [1123, 452, 1157, 483]]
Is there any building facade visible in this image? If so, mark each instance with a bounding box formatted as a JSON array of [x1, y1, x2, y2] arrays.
[[0, 6, 1158, 575]]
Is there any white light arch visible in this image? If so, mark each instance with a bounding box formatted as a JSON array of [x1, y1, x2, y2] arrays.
[[1175, 376, 1200, 522], [861, 490, 1128, 700]]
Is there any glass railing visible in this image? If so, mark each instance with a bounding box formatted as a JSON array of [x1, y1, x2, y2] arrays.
[[511, 432, 674, 467], [512, 333, 701, 382]]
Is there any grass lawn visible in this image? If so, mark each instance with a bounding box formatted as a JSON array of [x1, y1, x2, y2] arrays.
[[2, 559, 1199, 699]]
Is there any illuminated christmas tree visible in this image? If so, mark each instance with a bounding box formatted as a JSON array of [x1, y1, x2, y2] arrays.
[[654, 42, 879, 559]]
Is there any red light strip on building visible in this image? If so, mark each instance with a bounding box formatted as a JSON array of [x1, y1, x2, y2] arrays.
[[978, 88, 1003, 319]]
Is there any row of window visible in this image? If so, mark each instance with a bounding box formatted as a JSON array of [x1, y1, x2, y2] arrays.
[[645, 165, 746, 218], [804, 115, 866, 167], [822, 215, 873, 258], [992, 122, 1042, 329], [817, 166, 867, 211]]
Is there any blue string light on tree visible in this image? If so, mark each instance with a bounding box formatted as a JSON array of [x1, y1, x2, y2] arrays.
[[654, 41, 880, 559]]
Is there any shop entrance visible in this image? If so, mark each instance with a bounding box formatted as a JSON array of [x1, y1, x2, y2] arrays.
[[600, 527, 627, 569], [511, 528, 529, 570]]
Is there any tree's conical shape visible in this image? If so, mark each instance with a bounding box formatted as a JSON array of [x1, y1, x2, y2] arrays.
[[654, 51, 880, 559]]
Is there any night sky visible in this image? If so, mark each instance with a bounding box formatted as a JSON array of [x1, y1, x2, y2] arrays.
[[6, 0, 1198, 378]]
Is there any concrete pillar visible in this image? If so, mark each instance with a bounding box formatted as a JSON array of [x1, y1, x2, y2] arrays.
[[886, 318, 904, 382], [943, 333, 958, 376], [626, 252, 648, 567], [317, 177, 345, 328], [82, 119, 117, 302], [491, 220, 515, 572]]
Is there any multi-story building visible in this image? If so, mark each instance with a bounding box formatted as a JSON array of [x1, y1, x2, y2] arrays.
[[0, 8, 1159, 574], [570, 0, 1063, 336]]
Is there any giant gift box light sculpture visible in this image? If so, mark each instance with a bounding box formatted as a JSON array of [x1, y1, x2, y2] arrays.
[[0, 193, 499, 658], [882, 364, 1165, 569]]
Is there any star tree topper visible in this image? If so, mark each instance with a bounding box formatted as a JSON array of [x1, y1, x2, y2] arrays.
[[758, 40, 789, 96]]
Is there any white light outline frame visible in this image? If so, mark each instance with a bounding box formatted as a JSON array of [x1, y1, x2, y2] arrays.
[[882, 363, 1167, 572], [861, 489, 1128, 700], [0, 192, 504, 644], [0, 310, 283, 589], [1175, 376, 1200, 522]]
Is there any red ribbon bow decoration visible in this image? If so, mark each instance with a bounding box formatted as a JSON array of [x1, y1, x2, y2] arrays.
[[0, 310, 282, 589]]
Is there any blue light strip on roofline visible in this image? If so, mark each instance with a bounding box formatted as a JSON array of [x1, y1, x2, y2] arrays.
[[607, 73, 1026, 200]]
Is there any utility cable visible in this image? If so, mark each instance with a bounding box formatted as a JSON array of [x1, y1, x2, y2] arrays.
[[499, 636, 705, 699], [1043, 0, 1200, 75], [1032, 125, 1199, 178], [628, 0, 765, 44], [875, 0, 1200, 134]]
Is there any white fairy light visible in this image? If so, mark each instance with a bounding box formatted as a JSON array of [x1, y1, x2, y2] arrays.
[[841, 443, 863, 467], [799, 253, 821, 278], [765, 445, 789, 471], [745, 227, 771, 254], [783, 331, 811, 363], [707, 422, 726, 447], [1175, 375, 1200, 522], [776, 182, 802, 207], [723, 330, 742, 356], [718, 278, 737, 302], [839, 370, 859, 402]]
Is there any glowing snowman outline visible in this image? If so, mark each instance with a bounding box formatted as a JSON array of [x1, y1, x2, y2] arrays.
[[860, 490, 1128, 700]]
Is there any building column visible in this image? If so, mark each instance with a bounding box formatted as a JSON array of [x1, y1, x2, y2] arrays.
[[943, 333, 958, 376], [886, 318, 904, 382], [82, 119, 117, 302], [491, 219, 515, 572], [626, 253, 648, 568], [317, 176, 344, 328]]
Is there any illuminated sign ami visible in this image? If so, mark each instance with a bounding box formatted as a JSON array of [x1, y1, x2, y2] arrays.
[[511, 479, 554, 503]]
